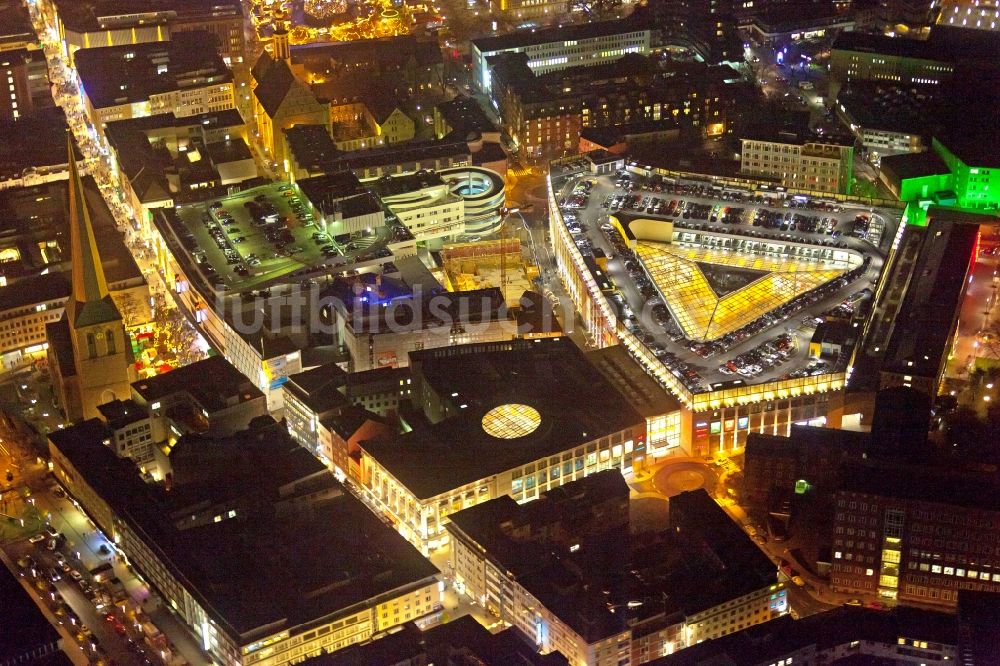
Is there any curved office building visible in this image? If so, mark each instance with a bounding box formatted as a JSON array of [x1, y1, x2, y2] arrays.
[[439, 166, 506, 236]]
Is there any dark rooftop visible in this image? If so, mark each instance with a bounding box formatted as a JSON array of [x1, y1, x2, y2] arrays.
[[435, 95, 497, 139], [0, 563, 62, 662], [75, 31, 232, 109], [284, 362, 349, 416], [646, 605, 956, 666], [97, 398, 148, 430], [472, 18, 644, 53], [880, 214, 979, 379], [448, 481, 775, 645], [368, 170, 446, 198], [0, 0, 35, 46], [51, 0, 242, 33], [833, 27, 1000, 64], [0, 107, 74, 182], [357, 338, 645, 499], [0, 273, 70, 313], [131, 355, 263, 413], [0, 176, 142, 286], [836, 83, 934, 136], [838, 462, 1000, 512], [586, 344, 682, 418], [291, 34, 442, 70], [49, 418, 439, 639], [880, 150, 950, 181], [286, 130, 470, 177]]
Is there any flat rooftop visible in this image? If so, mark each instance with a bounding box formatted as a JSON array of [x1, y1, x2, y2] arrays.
[[131, 355, 263, 412], [838, 462, 1000, 512], [586, 345, 682, 417], [435, 96, 497, 137], [837, 84, 933, 136], [0, 0, 33, 46], [52, 0, 242, 33], [448, 482, 775, 644], [0, 564, 62, 662], [646, 605, 956, 666], [472, 18, 645, 53], [880, 150, 950, 181], [49, 418, 438, 639], [357, 338, 644, 499], [0, 176, 142, 286], [75, 31, 232, 108], [0, 107, 74, 182], [881, 214, 979, 379]]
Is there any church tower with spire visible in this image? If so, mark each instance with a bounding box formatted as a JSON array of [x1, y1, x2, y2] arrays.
[[47, 137, 133, 423]]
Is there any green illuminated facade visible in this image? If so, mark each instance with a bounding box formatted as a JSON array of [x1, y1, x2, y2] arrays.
[[883, 136, 1000, 226], [933, 138, 1000, 211]]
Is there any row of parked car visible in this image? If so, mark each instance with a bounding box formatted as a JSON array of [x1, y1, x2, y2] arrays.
[[719, 334, 795, 377]]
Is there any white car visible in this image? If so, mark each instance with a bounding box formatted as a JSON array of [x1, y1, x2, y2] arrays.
[[28, 534, 46, 544]]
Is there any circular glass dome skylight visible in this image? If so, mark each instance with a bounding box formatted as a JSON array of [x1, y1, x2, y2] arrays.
[[482, 403, 541, 439]]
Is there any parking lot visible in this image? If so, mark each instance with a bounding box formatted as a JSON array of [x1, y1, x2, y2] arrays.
[[553, 168, 897, 391], [172, 185, 397, 293]]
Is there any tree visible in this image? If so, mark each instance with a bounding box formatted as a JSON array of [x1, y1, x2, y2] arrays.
[[113, 291, 140, 328]]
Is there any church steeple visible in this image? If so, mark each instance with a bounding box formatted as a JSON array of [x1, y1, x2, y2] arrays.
[[65, 135, 120, 328], [67, 135, 109, 304]]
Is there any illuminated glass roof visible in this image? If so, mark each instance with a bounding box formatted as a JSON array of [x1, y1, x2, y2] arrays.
[[636, 241, 847, 341], [482, 403, 542, 439]]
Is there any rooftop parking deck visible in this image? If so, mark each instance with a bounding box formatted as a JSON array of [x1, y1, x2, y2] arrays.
[[170, 183, 394, 293], [549, 165, 897, 395]]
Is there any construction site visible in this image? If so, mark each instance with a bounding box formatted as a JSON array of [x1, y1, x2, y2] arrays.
[[435, 238, 541, 304]]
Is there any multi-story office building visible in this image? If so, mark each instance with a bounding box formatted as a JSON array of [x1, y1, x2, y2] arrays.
[[44, 0, 247, 68], [491, 54, 741, 158], [471, 21, 652, 93], [849, 211, 978, 398], [282, 361, 405, 465], [291, 35, 444, 102], [74, 32, 235, 133], [743, 425, 867, 509], [448, 479, 784, 665], [740, 117, 855, 194], [128, 354, 267, 445], [0, 564, 68, 664], [830, 465, 1000, 608], [829, 27, 1000, 93], [369, 171, 466, 240], [338, 338, 645, 551], [49, 418, 442, 666]]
